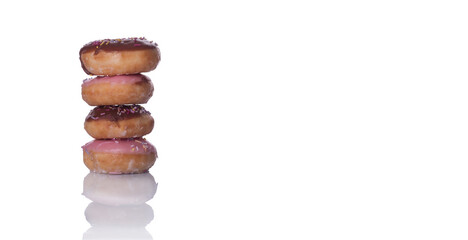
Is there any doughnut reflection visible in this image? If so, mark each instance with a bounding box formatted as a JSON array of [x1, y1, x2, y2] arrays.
[[82, 173, 157, 240]]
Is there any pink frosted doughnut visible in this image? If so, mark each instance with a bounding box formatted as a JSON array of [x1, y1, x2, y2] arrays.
[[82, 74, 154, 106], [82, 138, 157, 174]]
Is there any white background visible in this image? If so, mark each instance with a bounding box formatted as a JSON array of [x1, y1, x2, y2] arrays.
[[0, 0, 468, 239]]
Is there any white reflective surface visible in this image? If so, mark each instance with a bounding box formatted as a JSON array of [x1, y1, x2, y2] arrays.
[[83, 173, 157, 206], [83, 173, 157, 240]]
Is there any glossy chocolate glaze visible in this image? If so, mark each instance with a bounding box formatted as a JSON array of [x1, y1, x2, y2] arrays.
[[86, 105, 151, 122], [80, 37, 158, 55]]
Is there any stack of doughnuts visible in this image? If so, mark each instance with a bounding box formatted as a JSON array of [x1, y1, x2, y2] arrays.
[[80, 37, 160, 174]]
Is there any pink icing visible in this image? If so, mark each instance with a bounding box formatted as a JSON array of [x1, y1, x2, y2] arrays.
[[82, 138, 157, 155], [82, 74, 150, 87]]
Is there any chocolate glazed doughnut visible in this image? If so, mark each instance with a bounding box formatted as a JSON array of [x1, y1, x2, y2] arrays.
[[84, 105, 154, 139], [80, 37, 161, 76]]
